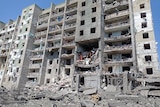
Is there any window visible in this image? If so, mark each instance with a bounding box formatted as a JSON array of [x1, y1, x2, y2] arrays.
[[82, 1, 86, 7], [20, 51, 23, 55], [92, 17, 96, 22], [92, 0, 97, 3], [140, 4, 145, 9], [80, 30, 84, 36], [48, 69, 51, 74], [146, 68, 153, 74], [80, 20, 85, 25], [143, 33, 149, 39], [145, 55, 152, 62], [25, 28, 28, 31], [19, 59, 21, 63], [65, 69, 70, 76], [90, 28, 96, 33], [142, 22, 147, 28], [108, 67, 112, 73], [81, 11, 85, 16], [144, 44, 150, 49], [92, 7, 96, 12], [49, 60, 52, 65], [141, 13, 146, 18], [46, 79, 50, 83]]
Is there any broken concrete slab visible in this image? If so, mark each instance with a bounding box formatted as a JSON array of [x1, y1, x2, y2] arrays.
[[83, 88, 97, 95]]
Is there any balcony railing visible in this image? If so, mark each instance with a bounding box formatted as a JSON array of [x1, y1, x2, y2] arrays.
[[104, 34, 131, 42], [105, 10, 129, 20], [25, 81, 38, 87], [47, 34, 62, 40], [63, 33, 75, 40], [38, 16, 49, 22], [104, 44, 132, 52], [105, 20, 130, 30], [65, 23, 76, 29], [30, 55, 43, 60], [35, 31, 47, 37], [27, 72, 40, 77], [104, 0, 128, 10], [49, 26, 62, 33], [29, 63, 41, 69], [66, 6, 77, 13], [61, 53, 74, 58], [63, 41, 75, 46], [37, 23, 48, 29], [105, 58, 133, 64], [34, 38, 46, 44], [65, 15, 77, 21]]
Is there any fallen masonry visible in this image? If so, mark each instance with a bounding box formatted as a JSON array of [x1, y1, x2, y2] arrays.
[[1, 71, 160, 107]]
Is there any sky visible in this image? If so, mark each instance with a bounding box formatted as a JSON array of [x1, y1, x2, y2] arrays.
[[0, 0, 160, 61]]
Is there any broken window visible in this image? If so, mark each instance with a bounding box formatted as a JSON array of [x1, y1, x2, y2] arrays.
[[48, 69, 51, 74], [145, 55, 152, 62], [90, 27, 96, 33], [46, 79, 50, 83], [143, 32, 149, 39], [92, 7, 96, 13], [142, 22, 147, 28], [80, 20, 85, 25], [141, 12, 146, 18], [81, 11, 85, 16], [82, 1, 86, 7], [144, 44, 150, 49], [123, 66, 130, 72], [65, 69, 70, 76], [121, 29, 129, 35], [66, 59, 71, 65], [146, 68, 153, 74], [140, 4, 145, 9], [92, 17, 96, 22], [108, 67, 112, 73], [79, 76, 84, 85], [49, 60, 53, 65], [80, 30, 84, 36]]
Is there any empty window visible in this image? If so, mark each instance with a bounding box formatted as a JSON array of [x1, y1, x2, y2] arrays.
[[48, 69, 51, 74], [143, 33, 149, 39], [82, 1, 86, 7], [80, 30, 84, 36], [80, 20, 85, 25], [92, 7, 96, 12], [146, 68, 153, 74], [19, 59, 21, 63], [92, 0, 97, 3], [81, 11, 85, 16], [144, 44, 150, 49], [108, 67, 112, 73], [65, 69, 70, 76], [141, 13, 146, 18], [90, 28, 96, 33], [25, 28, 28, 31], [49, 60, 52, 65], [140, 4, 145, 9], [46, 79, 50, 83], [145, 55, 152, 62], [92, 17, 96, 22], [108, 33, 112, 37], [142, 22, 147, 28]]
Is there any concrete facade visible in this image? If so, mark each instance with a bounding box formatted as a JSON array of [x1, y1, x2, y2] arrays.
[[0, 0, 158, 90]]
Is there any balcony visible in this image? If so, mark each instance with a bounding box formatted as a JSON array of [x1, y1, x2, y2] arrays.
[[29, 63, 41, 69], [65, 15, 77, 22], [64, 23, 76, 31], [105, 10, 129, 21], [61, 53, 74, 59], [104, 44, 132, 53], [34, 38, 46, 45], [35, 30, 47, 38], [104, 0, 128, 11], [66, 6, 77, 13], [49, 26, 62, 33], [47, 34, 61, 41], [38, 16, 49, 22], [63, 33, 75, 40], [105, 20, 130, 31], [67, 0, 78, 5], [32, 47, 44, 52], [25, 81, 38, 87], [27, 72, 40, 78], [47, 43, 61, 51], [30, 55, 43, 60], [37, 23, 48, 29], [104, 34, 131, 42], [52, 11, 64, 18], [63, 41, 75, 48], [105, 58, 133, 65]]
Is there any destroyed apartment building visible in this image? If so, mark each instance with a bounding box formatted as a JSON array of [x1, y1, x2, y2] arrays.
[[0, 0, 160, 107]]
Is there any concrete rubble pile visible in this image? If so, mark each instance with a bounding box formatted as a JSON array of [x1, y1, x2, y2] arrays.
[[0, 72, 160, 107]]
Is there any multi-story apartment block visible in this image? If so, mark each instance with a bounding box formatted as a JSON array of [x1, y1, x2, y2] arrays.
[[0, 0, 158, 90]]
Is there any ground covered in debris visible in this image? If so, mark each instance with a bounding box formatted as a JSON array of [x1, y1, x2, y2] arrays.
[[1, 84, 160, 107]]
